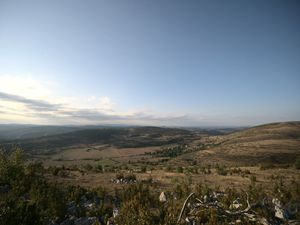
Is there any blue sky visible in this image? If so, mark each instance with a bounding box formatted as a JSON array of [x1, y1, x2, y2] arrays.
[[0, 0, 299, 126]]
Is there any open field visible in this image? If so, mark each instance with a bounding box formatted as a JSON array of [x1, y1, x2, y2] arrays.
[[38, 145, 161, 166], [47, 166, 300, 194]]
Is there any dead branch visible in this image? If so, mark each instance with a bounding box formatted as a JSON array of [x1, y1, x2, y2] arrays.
[[177, 192, 300, 225], [224, 193, 251, 215], [177, 193, 195, 224]]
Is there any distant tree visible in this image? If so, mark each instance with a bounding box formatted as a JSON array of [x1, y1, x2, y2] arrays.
[[26, 162, 44, 176], [141, 166, 147, 173], [176, 166, 183, 173], [295, 157, 300, 169], [84, 163, 93, 171]]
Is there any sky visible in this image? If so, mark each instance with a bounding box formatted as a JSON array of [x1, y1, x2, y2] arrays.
[[0, 0, 299, 126]]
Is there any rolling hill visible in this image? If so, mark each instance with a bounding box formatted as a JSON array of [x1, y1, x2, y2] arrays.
[[189, 121, 300, 165], [0, 126, 192, 154], [0, 124, 81, 140], [1, 122, 299, 166]]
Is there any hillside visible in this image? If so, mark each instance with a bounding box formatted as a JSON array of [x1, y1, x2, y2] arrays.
[[0, 124, 81, 140], [0, 126, 192, 154], [190, 121, 300, 165], [222, 121, 300, 143]]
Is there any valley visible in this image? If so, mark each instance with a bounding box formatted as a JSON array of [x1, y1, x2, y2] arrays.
[[1, 122, 300, 225]]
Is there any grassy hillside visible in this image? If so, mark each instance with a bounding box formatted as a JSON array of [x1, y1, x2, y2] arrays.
[[0, 127, 192, 154], [223, 121, 300, 143], [190, 121, 300, 165]]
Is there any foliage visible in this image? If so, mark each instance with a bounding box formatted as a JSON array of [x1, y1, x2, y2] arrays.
[[215, 164, 228, 176], [147, 145, 197, 158], [0, 149, 66, 224], [295, 156, 300, 169]]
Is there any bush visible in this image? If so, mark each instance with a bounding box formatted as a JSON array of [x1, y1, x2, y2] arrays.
[[48, 166, 61, 176], [216, 164, 227, 176], [176, 166, 183, 173], [260, 163, 275, 170], [83, 163, 93, 171], [116, 173, 124, 180], [141, 166, 147, 173], [0, 147, 25, 184], [115, 183, 161, 225], [295, 157, 300, 169], [125, 174, 137, 182], [0, 149, 67, 224]]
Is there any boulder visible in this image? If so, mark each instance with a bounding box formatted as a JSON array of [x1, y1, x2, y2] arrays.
[[230, 198, 243, 209], [74, 217, 97, 225], [159, 192, 167, 202], [272, 198, 285, 220], [66, 201, 77, 216], [60, 217, 75, 225], [113, 208, 119, 218]]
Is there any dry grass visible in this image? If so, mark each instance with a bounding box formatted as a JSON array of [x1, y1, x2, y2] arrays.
[[47, 166, 300, 194], [40, 145, 160, 166]]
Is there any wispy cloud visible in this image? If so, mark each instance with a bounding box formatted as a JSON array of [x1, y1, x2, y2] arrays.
[[1, 75, 292, 126], [0, 92, 62, 112], [0, 90, 188, 125]]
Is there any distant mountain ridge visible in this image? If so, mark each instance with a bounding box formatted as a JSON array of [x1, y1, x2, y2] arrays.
[[0, 124, 148, 140], [0, 124, 243, 140], [0, 124, 82, 140]]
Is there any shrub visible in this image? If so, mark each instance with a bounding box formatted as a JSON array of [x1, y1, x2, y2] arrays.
[[84, 163, 93, 171], [116, 173, 124, 180], [125, 174, 137, 182], [176, 166, 183, 173], [216, 164, 227, 176], [141, 166, 147, 173], [295, 157, 300, 170]]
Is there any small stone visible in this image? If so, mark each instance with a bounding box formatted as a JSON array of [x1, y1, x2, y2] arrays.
[[272, 198, 285, 219], [113, 208, 119, 218], [159, 192, 167, 202]]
